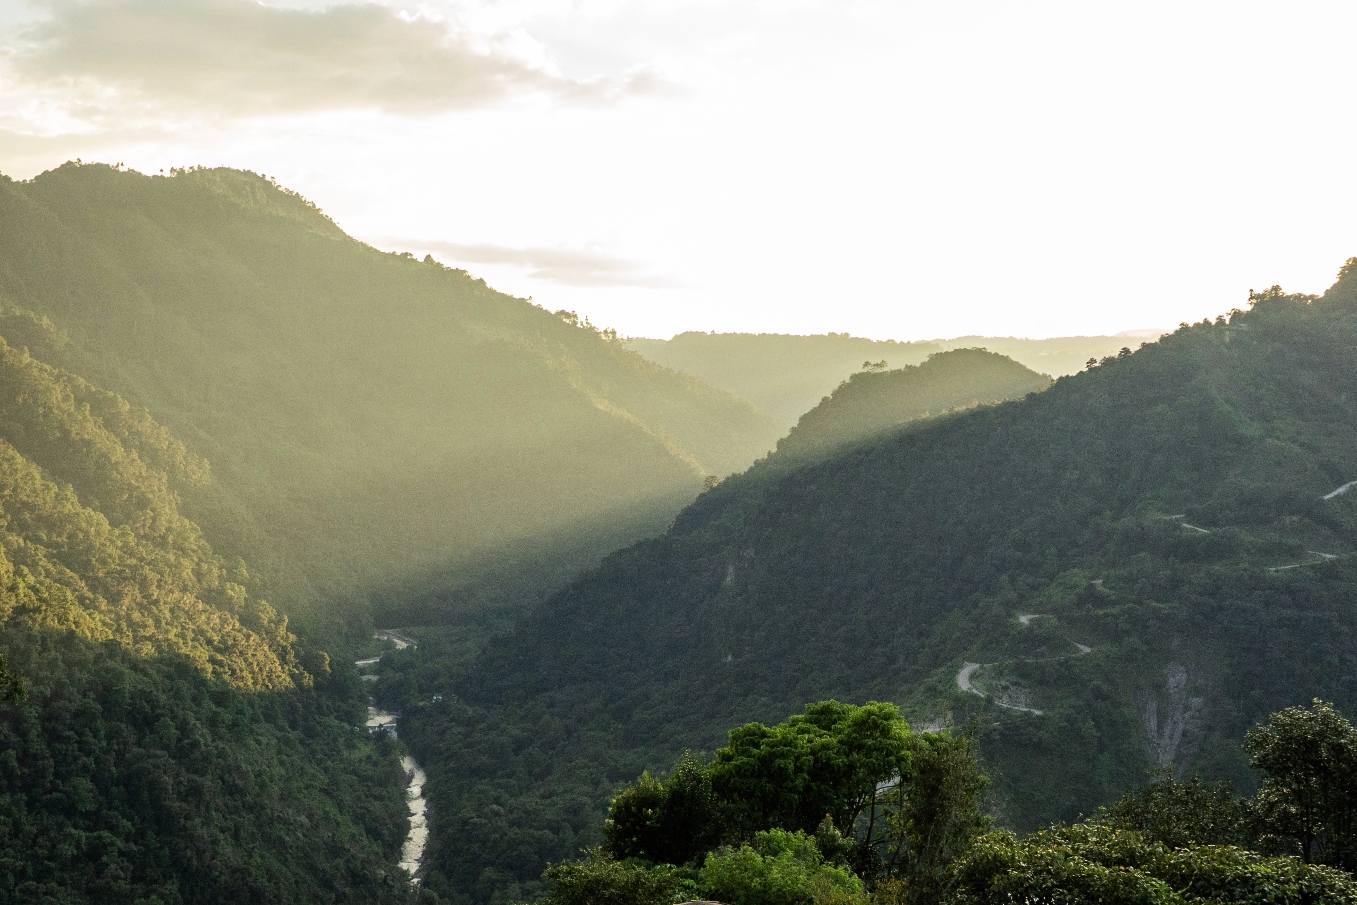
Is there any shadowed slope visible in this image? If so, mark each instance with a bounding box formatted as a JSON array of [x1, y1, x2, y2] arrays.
[[0, 162, 784, 634]]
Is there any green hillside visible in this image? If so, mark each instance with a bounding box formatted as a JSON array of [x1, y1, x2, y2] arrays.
[[0, 328, 306, 690], [772, 348, 1052, 463], [0, 162, 784, 637], [385, 264, 1357, 903], [627, 331, 1154, 425], [0, 318, 415, 902], [0, 628, 414, 905]]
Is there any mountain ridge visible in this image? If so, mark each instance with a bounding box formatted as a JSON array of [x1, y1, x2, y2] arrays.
[[0, 161, 784, 636], [388, 263, 1357, 903]]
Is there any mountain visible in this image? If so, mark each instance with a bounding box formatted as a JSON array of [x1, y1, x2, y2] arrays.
[[625, 333, 942, 424], [0, 162, 784, 637], [0, 327, 306, 689], [0, 323, 413, 902], [387, 264, 1357, 903], [771, 349, 1051, 464], [627, 331, 1158, 425]]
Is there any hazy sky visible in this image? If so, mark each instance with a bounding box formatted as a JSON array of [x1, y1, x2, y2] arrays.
[[2, 0, 1355, 340]]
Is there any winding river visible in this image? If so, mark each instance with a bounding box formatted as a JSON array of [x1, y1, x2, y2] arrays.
[[356, 632, 428, 884]]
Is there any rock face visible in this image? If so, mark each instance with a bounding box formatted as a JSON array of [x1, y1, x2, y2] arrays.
[[1141, 663, 1205, 776]]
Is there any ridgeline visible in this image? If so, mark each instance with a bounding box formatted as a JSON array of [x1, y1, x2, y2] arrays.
[[0, 162, 784, 639]]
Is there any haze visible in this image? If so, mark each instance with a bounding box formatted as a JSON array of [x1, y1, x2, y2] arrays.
[[2, 0, 1354, 340]]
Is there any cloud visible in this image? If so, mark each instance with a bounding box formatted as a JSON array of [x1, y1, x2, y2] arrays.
[[369, 237, 690, 289], [8, 0, 661, 117]]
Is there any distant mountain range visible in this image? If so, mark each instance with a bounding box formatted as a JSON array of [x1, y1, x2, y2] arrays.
[[771, 348, 1052, 464], [627, 331, 1163, 425]]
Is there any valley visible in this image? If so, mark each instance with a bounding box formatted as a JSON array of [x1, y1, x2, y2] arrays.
[[2, 162, 1356, 905]]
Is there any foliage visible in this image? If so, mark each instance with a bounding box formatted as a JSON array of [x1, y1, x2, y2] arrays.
[[709, 701, 913, 841], [0, 627, 414, 905], [0, 653, 21, 703], [1099, 774, 1253, 849], [699, 829, 864, 905], [951, 824, 1357, 904], [537, 848, 680, 905], [1245, 699, 1357, 868], [882, 724, 990, 901], [0, 333, 306, 689], [603, 752, 720, 866]]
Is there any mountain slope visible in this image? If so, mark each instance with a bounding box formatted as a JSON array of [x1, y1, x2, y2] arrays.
[[0, 162, 784, 634], [0, 628, 414, 905], [0, 315, 415, 902], [772, 348, 1051, 463], [0, 329, 307, 690], [391, 266, 1357, 902]]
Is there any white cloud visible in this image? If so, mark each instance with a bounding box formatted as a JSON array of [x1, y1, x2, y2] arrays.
[[7, 0, 661, 119], [366, 237, 690, 288]]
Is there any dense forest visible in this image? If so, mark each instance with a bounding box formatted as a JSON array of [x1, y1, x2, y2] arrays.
[[627, 331, 1151, 424], [0, 628, 413, 905], [0, 311, 415, 901], [0, 162, 784, 640], [382, 262, 1357, 903], [0, 327, 305, 689]]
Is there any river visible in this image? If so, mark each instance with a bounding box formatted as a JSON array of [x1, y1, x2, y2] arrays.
[[356, 632, 428, 884]]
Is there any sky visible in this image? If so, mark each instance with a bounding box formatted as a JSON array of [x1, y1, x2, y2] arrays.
[[1, 0, 1355, 341]]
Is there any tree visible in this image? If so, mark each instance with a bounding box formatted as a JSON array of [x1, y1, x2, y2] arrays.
[[698, 828, 863, 905], [882, 724, 989, 902], [0, 653, 23, 703], [708, 701, 913, 840], [1099, 774, 1252, 849], [1245, 699, 1357, 869], [950, 824, 1357, 905], [538, 848, 680, 905], [603, 752, 719, 866]]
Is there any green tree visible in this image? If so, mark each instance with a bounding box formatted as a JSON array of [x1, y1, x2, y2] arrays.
[[603, 752, 719, 866], [0, 652, 22, 703], [699, 828, 863, 905], [881, 724, 989, 902], [709, 701, 914, 840], [1245, 699, 1357, 868], [950, 824, 1357, 905], [1099, 774, 1252, 849], [538, 848, 680, 905]]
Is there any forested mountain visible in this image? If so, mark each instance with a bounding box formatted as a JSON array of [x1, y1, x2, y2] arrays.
[[0, 162, 784, 637], [627, 331, 1155, 424], [0, 327, 305, 689], [0, 629, 414, 905], [0, 320, 414, 901], [385, 262, 1357, 903], [772, 349, 1051, 464]]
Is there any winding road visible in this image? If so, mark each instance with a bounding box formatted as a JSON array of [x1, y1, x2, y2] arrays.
[[957, 614, 1091, 715], [356, 632, 428, 884], [959, 484, 1354, 711]]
